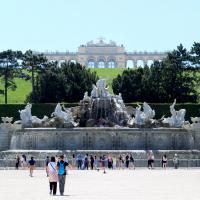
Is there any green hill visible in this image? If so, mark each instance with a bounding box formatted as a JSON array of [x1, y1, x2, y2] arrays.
[[0, 68, 124, 104]]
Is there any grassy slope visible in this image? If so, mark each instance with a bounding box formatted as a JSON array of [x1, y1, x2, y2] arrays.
[[90, 68, 124, 93], [0, 78, 31, 104], [0, 68, 124, 103]]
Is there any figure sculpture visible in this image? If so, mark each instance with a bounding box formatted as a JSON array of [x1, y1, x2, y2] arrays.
[[162, 99, 186, 127]]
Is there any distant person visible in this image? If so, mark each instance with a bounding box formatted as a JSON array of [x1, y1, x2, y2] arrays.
[[130, 154, 135, 170], [84, 154, 89, 170], [125, 155, 130, 169], [90, 155, 94, 170], [112, 156, 117, 169], [161, 155, 167, 169], [173, 154, 179, 169], [119, 155, 124, 169], [48, 156, 58, 196], [76, 154, 82, 170], [71, 154, 76, 169], [15, 155, 20, 170], [94, 155, 98, 170], [147, 151, 154, 169], [45, 156, 50, 176], [102, 155, 107, 174], [21, 154, 27, 169], [107, 156, 113, 169], [28, 157, 36, 177], [57, 155, 69, 196]]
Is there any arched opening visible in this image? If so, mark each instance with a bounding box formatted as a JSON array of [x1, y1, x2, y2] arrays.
[[126, 60, 134, 68], [97, 60, 106, 68], [147, 60, 153, 67], [107, 60, 116, 68], [69, 60, 76, 64], [58, 60, 66, 67], [137, 60, 145, 67], [88, 60, 96, 68]]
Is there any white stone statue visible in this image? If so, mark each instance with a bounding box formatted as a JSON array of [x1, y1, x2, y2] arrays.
[[143, 102, 155, 120], [19, 103, 32, 126], [91, 79, 110, 98], [19, 103, 49, 127], [162, 99, 186, 127], [83, 91, 91, 101], [51, 103, 77, 126], [134, 103, 155, 125]]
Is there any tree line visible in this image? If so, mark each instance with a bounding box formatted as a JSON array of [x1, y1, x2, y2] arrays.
[[113, 43, 200, 103], [0, 43, 200, 104]]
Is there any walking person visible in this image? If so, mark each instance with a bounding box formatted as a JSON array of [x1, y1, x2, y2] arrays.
[[125, 154, 130, 169], [71, 154, 76, 169], [107, 155, 113, 169], [173, 154, 179, 169], [84, 154, 89, 170], [15, 155, 20, 170], [94, 155, 99, 170], [57, 155, 69, 196], [90, 155, 94, 170], [48, 156, 58, 196], [28, 157, 36, 177], [161, 154, 167, 169], [119, 155, 124, 169], [21, 154, 27, 169], [112, 156, 117, 169], [76, 154, 82, 170], [45, 156, 50, 177], [147, 151, 154, 169], [130, 154, 135, 170], [102, 155, 107, 174]]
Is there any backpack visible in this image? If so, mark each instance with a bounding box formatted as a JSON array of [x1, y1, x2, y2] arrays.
[[58, 161, 65, 175]]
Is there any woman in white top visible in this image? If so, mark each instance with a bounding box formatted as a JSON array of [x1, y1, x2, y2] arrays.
[[47, 157, 58, 195]]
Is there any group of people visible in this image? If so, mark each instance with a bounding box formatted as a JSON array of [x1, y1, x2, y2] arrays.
[[147, 151, 179, 169], [45, 155, 69, 196], [14, 152, 180, 196], [74, 154, 135, 172]]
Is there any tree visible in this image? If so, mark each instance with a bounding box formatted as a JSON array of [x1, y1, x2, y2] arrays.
[[112, 44, 199, 103], [0, 50, 23, 104], [28, 61, 98, 103], [23, 50, 47, 102]]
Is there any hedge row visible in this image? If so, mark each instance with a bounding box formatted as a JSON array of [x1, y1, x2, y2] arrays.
[[0, 103, 200, 122]]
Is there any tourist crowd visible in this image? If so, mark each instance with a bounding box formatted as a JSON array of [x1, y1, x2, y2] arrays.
[[13, 152, 180, 196]]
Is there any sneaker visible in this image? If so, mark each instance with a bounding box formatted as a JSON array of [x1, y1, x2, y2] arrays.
[[49, 190, 52, 195], [60, 193, 64, 196]]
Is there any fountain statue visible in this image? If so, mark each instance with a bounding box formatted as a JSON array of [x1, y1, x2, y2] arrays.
[[129, 102, 155, 126], [51, 103, 78, 127], [19, 103, 49, 127], [162, 99, 186, 127]]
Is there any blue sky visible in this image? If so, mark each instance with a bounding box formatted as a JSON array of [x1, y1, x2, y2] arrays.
[[0, 0, 199, 52]]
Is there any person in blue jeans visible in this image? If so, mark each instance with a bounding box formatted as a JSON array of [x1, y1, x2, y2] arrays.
[[57, 155, 69, 196]]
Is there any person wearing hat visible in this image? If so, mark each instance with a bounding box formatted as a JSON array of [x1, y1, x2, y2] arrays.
[[173, 154, 179, 169]]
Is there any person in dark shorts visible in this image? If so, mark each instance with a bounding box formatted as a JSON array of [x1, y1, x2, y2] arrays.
[[57, 155, 69, 196], [28, 157, 36, 177], [161, 154, 167, 169]]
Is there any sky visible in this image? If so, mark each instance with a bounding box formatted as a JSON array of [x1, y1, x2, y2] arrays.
[[0, 0, 200, 52]]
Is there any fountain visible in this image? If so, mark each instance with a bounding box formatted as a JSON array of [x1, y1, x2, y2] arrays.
[[0, 79, 200, 167]]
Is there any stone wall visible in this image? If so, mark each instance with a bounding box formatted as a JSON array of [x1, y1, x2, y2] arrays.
[[9, 127, 200, 150]]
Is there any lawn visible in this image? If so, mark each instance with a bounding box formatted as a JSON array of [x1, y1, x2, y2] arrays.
[[0, 68, 124, 103]]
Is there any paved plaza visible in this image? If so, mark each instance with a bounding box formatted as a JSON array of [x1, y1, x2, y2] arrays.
[[0, 169, 200, 200]]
